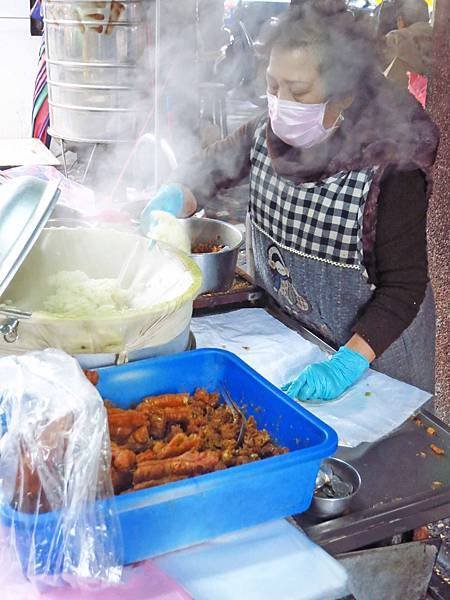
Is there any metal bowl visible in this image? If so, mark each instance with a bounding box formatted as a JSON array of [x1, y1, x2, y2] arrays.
[[181, 217, 243, 294], [311, 458, 361, 519]]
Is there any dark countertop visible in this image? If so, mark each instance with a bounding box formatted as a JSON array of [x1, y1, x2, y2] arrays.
[[193, 301, 450, 556], [262, 303, 450, 555], [296, 408, 450, 554]]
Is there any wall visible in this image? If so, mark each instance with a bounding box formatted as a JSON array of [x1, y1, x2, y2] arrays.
[[0, 1, 42, 138], [427, 0, 449, 424]]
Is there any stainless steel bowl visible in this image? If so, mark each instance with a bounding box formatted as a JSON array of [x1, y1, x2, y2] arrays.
[[311, 458, 361, 519], [181, 218, 243, 294]]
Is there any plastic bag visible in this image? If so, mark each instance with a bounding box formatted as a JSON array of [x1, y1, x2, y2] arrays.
[[0, 227, 201, 360], [0, 349, 123, 588], [146, 211, 191, 254]]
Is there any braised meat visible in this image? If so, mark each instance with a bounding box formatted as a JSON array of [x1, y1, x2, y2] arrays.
[[105, 389, 288, 494], [191, 241, 224, 254], [83, 369, 99, 386]]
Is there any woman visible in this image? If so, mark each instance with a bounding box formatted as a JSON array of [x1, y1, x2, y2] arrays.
[[141, 0, 439, 401]]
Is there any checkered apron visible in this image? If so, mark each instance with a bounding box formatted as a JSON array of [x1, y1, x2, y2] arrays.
[[248, 120, 435, 392], [250, 121, 374, 268]]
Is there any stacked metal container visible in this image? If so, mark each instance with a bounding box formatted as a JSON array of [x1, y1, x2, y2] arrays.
[[43, 1, 151, 143]]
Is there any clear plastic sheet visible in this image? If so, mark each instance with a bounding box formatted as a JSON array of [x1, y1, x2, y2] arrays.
[[155, 520, 348, 600], [0, 349, 123, 588], [0, 227, 201, 358]]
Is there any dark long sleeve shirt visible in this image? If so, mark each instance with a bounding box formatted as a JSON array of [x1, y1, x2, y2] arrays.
[[173, 117, 429, 356]]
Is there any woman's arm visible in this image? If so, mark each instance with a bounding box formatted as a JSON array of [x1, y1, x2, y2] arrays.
[[345, 333, 376, 362], [279, 169, 430, 402], [171, 116, 262, 209], [352, 168, 429, 358]]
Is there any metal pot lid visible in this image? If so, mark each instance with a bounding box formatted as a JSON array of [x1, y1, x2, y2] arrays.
[[0, 176, 59, 299]]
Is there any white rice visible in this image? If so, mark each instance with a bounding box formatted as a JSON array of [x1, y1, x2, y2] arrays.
[[43, 270, 130, 317]]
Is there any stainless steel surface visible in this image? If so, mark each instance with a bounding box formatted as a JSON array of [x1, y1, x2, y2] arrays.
[[204, 303, 449, 555], [221, 386, 246, 447], [182, 218, 243, 294], [43, 0, 151, 142], [49, 82, 141, 109], [48, 126, 132, 146], [47, 61, 139, 86], [262, 305, 450, 553], [296, 409, 450, 554], [48, 103, 140, 144], [0, 177, 59, 298], [311, 458, 361, 519]]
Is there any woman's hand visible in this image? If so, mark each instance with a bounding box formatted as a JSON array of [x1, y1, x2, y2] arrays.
[[282, 345, 370, 402], [140, 184, 197, 235]]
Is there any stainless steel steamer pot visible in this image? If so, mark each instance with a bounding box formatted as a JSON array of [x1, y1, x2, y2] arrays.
[[43, 1, 151, 142]]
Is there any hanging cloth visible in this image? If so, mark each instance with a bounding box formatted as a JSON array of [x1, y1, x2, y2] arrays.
[[31, 3, 51, 148]]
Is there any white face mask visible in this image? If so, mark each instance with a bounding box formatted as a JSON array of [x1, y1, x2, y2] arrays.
[[267, 92, 341, 148]]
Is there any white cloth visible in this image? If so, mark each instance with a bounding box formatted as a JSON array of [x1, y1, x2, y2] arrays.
[[191, 308, 431, 447]]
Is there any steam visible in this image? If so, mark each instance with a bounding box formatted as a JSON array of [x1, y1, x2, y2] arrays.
[[43, 1, 212, 210], [46, 0, 434, 217]]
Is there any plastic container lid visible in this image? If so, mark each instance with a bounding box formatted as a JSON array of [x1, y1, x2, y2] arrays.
[[0, 176, 59, 299]]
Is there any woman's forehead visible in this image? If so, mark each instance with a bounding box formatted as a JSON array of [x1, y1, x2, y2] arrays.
[[268, 46, 320, 84]]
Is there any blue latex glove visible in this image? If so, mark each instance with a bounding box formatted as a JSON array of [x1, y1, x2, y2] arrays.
[[140, 184, 184, 234], [282, 346, 369, 402]]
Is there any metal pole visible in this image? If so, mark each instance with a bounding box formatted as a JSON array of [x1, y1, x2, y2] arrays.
[[81, 143, 98, 185], [153, 0, 161, 189], [60, 138, 68, 178]]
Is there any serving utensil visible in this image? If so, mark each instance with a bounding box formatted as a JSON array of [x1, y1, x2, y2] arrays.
[[311, 458, 361, 519], [315, 463, 333, 490], [221, 385, 246, 447]]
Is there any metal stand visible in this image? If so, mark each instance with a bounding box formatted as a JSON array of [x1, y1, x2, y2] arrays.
[[81, 143, 99, 185], [50, 132, 101, 183]]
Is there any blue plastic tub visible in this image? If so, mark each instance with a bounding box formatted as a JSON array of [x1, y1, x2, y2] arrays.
[[1, 349, 337, 568]]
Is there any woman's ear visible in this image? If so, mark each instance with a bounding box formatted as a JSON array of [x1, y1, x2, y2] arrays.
[[397, 16, 406, 29]]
